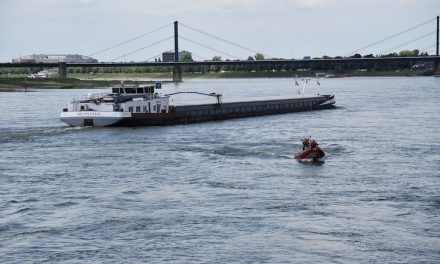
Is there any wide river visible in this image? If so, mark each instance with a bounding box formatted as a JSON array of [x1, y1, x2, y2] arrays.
[[0, 77, 439, 263]]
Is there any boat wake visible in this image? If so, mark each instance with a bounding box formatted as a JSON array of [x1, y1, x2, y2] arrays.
[[177, 142, 283, 160], [296, 157, 325, 165], [282, 154, 325, 165], [323, 143, 353, 156], [0, 126, 83, 143]]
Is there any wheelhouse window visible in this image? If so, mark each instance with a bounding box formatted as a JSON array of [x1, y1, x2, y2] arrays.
[[125, 88, 136, 94], [136, 106, 141, 112], [145, 87, 154, 93], [112, 88, 123, 94], [129, 106, 133, 112]]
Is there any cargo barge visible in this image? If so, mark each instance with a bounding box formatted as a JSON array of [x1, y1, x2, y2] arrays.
[[60, 83, 335, 127]]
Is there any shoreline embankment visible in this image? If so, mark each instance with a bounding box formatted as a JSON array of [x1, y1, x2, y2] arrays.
[[0, 70, 437, 92]]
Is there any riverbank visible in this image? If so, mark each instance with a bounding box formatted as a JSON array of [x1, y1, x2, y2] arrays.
[[0, 78, 124, 92], [1, 70, 435, 91], [70, 69, 434, 79]]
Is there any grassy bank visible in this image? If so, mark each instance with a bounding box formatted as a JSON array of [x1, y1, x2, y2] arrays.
[[186, 69, 433, 78], [70, 69, 433, 79], [69, 72, 173, 79], [1, 69, 434, 92], [0, 77, 124, 92]]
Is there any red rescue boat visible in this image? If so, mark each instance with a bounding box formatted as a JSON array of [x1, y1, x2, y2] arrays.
[[294, 138, 325, 160]]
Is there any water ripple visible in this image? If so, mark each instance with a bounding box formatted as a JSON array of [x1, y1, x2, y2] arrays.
[[0, 78, 439, 263]]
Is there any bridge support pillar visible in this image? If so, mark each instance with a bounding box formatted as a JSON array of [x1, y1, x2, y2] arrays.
[[58, 62, 67, 79], [435, 16, 439, 73], [173, 66, 182, 82]]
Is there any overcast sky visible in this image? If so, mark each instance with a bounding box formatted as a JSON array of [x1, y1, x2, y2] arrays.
[[0, 0, 439, 62]]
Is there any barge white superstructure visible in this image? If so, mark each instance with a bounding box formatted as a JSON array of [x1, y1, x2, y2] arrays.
[[60, 83, 170, 127]]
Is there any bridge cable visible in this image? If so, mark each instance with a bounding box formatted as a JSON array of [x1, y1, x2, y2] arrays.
[[89, 23, 173, 57], [186, 51, 209, 61], [178, 49, 209, 61], [344, 17, 436, 57], [379, 30, 436, 55], [419, 43, 436, 53], [179, 35, 241, 60], [142, 50, 209, 62], [180, 22, 271, 58], [109, 36, 174, 62]]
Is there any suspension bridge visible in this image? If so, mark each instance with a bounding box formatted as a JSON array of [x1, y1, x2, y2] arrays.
[[1, 16, 439, 81]]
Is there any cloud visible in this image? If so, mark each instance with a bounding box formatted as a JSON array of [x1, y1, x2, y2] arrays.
[[290, 0, 328, 7]]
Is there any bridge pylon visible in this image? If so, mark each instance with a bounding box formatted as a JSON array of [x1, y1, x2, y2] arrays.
[[58, 62, 67, 79], [173, 66, 182, 82], [173, 21, 183, 82], [435, 16, 439, 73]]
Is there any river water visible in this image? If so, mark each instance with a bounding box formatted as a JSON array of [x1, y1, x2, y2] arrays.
[[0, 77, 439, 263]]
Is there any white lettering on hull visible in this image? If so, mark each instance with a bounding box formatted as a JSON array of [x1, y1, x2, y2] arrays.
[[77, 112, 101, 116], [60, 111, 131, 127]]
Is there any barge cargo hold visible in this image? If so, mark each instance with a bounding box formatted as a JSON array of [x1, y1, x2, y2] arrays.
[[114, 95, 335, 126], [60, 83, 335, 127]]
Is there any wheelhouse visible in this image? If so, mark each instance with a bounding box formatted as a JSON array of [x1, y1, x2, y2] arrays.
[[112, 85, 155, 95]]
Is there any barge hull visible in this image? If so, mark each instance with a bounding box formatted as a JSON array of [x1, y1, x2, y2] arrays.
[[112, 95, 335, 126]]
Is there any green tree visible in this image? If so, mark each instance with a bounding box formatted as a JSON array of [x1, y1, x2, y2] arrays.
[[180, 53, 193, 62], [399, 50, 414, 57], [254, 53, 265, 60], [210, 56, 222, 72], [384, 52, 398, 57]]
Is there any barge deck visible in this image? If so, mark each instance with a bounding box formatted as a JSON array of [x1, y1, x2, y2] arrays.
[[113, 94, 335, 126], [60, 82, 335, 127]]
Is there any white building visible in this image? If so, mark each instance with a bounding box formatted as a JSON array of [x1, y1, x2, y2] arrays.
[[12, 54, 98, 63]]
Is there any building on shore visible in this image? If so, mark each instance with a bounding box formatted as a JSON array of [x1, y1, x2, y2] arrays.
[[12, 54, 98, 63], [161, 50, 192, 62]]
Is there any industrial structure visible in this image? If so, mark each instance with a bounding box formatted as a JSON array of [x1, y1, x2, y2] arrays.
[[161, 50, 192, 62], [12, 54, 98, 64]]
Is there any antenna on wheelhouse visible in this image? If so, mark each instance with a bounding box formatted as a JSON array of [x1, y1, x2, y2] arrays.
[[293, 75, 301, 94], [301, 78, 309, 95], [316, 73, 321, 87]]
